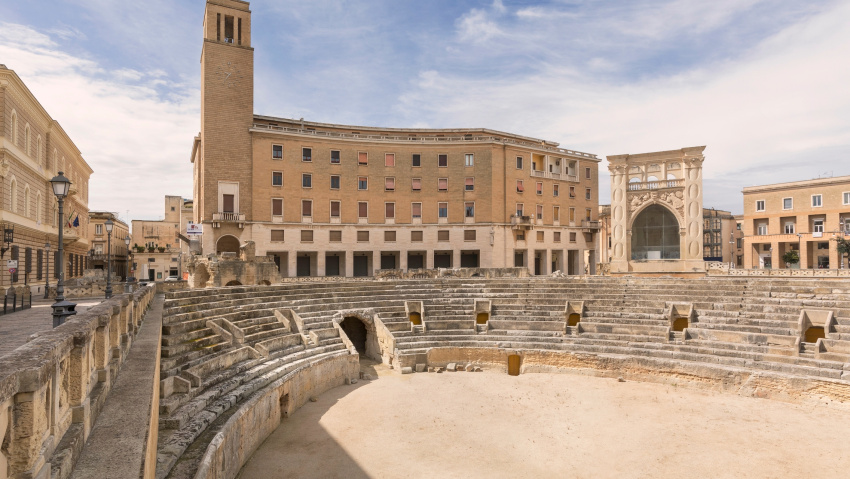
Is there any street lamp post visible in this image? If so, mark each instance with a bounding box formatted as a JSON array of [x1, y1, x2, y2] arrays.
[[44, 242, 51, 299], [124, 235, 131, 293], [105, 219, 113, 299], [50, 172, 76, 327]]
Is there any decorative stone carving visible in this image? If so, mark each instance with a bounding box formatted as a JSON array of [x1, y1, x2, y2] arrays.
[[0, 157, 10, 178]]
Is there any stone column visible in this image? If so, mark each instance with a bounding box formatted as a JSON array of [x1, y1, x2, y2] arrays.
[[608, 162, 629, 273], [682, 151, 705, 271], [344, 251, 354, 277], [287, 254, 297, 279], [399, 249, 408, 272], [799, 239, 810, 269], [317, 253, 325, 277]]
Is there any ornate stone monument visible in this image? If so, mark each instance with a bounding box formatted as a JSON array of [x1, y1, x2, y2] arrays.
[[607, 146, 705, 274]]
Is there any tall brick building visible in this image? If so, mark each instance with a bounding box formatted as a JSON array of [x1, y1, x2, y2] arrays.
[[0, 64, 93, 295], [192, 0, 600, 278]]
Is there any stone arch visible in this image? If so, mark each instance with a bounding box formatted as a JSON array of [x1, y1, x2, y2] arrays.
[[333, 310, 381, 361], [630, 204, 681, 261], [193, 263, 210, 288], [258, 280, 271, 286], [225, 280, 242, 287], [216, 235, 240, 254]]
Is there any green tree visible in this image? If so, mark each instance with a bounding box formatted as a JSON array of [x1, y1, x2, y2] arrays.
[[782, 250, 800, 267], [835, 237, 850, 268]]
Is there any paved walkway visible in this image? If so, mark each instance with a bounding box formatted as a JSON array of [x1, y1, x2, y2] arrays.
[[0, 297, 105, 358], [71, 294, 163, 479]]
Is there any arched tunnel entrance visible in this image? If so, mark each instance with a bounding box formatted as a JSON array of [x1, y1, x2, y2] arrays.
[[341, 317, 368, 355]]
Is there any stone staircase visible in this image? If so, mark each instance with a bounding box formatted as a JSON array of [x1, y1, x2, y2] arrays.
[[155, 276, 850, 478]]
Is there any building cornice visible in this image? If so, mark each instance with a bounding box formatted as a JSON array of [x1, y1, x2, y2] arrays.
[[742, 175, 850, 195], [249, 124, 600, 162]]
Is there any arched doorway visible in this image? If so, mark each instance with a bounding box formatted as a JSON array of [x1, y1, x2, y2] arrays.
[[631, 204, 680, 260], [216, 235, 240, 254], [340, 317, 368, 355], [225, 280, 242, 286]]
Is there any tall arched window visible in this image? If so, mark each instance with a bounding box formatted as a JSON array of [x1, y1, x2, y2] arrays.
[[53, 149, 58, 173], [37, 135, 43, 166], [9, 177, 18, 214], [36, 192, 42, 223], [24, 124, 31, 156], [10, 110, 18, 145], [24, 185, 31, 218]]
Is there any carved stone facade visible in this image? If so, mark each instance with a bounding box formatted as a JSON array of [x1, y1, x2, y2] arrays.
[[607, 147, 705, 274]]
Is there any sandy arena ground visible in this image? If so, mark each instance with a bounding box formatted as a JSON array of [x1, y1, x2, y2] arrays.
[[238, 364, 850, 479]]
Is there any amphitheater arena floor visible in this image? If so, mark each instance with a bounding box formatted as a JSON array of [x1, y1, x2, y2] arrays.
[[237, 366, 850, 479]]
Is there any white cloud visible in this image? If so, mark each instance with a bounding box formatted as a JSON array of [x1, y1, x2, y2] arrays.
[[400, 1, 850, 212], [0, 22, 198, 222], [457, 9, 503, 44]]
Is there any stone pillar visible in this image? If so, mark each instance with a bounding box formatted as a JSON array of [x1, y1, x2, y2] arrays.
[[771, 240, 781, 269], [399, 249, 408, 272], [608, 162, 629, 273], [799, 240, 810, 269], [372, 253, 380, 276], [287, 254, 297, 279], [344, 251, 354, 277], [682, 150, 705, 271], [317, 253, 325, 277]]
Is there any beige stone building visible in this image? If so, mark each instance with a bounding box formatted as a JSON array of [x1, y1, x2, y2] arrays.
[[191, 0, 600, 279], [0, 64, 93, 295], [607, 147, 705, 275], [742, 175, 850, 270], [87, 211, 130, 279], [702, 208, 737, 265], [733, 214, 744, 267], [131, 195, 192, 281]]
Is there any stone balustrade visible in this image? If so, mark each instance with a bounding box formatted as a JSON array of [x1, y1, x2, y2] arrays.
[[0, 285, 156, 479]]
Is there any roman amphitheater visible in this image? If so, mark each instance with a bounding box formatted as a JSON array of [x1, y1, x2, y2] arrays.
[[3, 273, 850, 478]]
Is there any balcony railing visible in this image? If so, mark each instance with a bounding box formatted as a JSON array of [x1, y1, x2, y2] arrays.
[[511, 215, 534, 230], [627, 179, 684, 191], [91, 253, 128, 262], [581, 220, 600, 232], [212, 212, 246, 228]]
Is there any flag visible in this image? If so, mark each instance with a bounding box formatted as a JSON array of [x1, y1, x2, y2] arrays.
[[72, 215, 79, 227], [66, 210, 74, 228]]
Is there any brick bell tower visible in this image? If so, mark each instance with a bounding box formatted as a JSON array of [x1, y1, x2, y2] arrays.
[[198, 0, 253, 254]]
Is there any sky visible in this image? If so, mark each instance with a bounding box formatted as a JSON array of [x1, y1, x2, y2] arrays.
[[1, 0, 849, 221]]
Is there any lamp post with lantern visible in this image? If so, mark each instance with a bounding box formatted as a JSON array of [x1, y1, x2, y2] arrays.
[[105, 218, 114, 299], [43, 242, 50, 299], [124, 235, 131, 293], [50, 172, 76, 327]]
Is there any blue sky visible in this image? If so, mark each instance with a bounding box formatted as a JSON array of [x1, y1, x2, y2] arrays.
[[1, 0, 849, 220]]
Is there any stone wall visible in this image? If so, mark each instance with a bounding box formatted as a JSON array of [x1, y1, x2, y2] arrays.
[[192, 353, 359, 479], [0, 285, 156, 479]]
